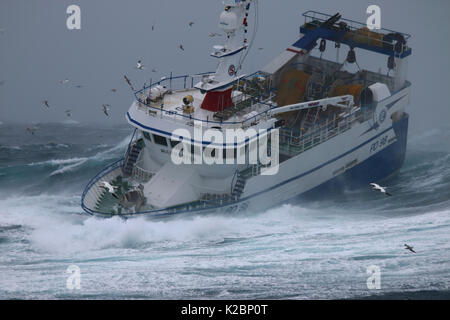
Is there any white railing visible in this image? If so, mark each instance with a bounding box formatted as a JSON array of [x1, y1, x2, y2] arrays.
[[279, 108, 365, 157], [132, 163, 154, 183]]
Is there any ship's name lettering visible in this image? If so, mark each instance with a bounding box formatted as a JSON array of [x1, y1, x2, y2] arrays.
[[370, 135, 388, 153]]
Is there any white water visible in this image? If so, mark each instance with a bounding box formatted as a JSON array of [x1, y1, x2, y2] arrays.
[[1, 126, 449, 299]]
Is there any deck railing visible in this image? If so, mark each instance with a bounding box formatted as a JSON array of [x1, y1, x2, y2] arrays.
[[278, 108, 367, 157], [301, 10, 412, 57], [133, 71, 277, 129], [81, 158, 125, 214]]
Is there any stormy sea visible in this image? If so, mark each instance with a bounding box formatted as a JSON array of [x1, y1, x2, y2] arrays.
[[0, 121, 449, 300]]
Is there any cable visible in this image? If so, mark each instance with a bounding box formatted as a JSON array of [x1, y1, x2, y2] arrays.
[[238, 0, 259, 71]]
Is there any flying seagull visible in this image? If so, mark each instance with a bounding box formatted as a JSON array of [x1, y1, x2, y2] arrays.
[[59, 78, 69, 84], [136, 60, 145, 70], [26, 127, 38, 135], [65, 109, 72, 117], [99, 181, 119, 199], [188, 22, 194, 27], [102, 104, 110, 116], [179, 44, 185, 51], [404, 244, 416, 253], [369, 183, 392, 196], [111, 88, 117, 92], [209, 32, 222, 37], [124, 75, 135, 90], [43, 100, 50, 108]]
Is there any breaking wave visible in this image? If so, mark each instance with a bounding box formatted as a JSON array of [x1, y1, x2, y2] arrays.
[[0, 123, 449, 299]]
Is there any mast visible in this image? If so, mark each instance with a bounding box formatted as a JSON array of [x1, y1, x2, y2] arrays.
[[196, 0, 256, 111]]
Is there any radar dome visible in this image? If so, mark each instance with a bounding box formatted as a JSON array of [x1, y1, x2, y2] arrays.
[[219, 10, 238, 32]]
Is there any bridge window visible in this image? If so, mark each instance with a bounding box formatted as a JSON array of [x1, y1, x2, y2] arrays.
[[143, 131, 152, 141], [152, 134, 168, 146], [170, 139, 181, 148]]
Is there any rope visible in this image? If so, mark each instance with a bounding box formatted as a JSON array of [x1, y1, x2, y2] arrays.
[[238, 0, 259, 71]]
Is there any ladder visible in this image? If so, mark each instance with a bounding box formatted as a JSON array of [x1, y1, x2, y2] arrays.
[[122, 139, 144, 177], [301, 107, 320, 131], [231, 172, 247, 199]]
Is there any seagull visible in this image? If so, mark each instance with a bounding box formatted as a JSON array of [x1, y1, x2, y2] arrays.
[[65, 109, 72, 117], [404, 244, 416, 253], [258, 47, 264, 50], [99, 181, 119, 199], [369, 183, 392, 196], [179, 44, 185, 51], [124, 75, 135, 90], [188, 22, 194, 27], [102, 104, 110, 116], [43, 100, 50, 108], [136, 60, 145, 70], [59, 78, 69, 84], [209, 32, 222, 37], [111, 88, 117, 92], [26, 127, 38, 135]]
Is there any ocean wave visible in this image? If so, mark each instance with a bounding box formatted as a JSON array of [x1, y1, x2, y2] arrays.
[[60, 119, 81, 125], [49, 158, 88, 176], [28, 157, 88, 167], [0, 145, 21, 151]]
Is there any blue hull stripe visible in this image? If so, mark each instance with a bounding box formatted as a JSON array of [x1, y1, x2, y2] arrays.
[[126, 112, 273, 147], [88, 114, 408, 217], [239, 123, 398, 202]]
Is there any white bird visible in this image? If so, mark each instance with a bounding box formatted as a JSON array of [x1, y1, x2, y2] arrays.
[[136, 60, 145, 70], [100, 181, 119, 199], [65, 109, 72, 117], [102, 104, 110, 116], [59, 78, 69, 84], [369, 183, 392, 196], [404, 244, 416, 253], [26, 127, 38, 135], [209, 32, 222, 37]]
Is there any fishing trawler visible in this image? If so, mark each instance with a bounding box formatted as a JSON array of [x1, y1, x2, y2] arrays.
[[82, 0, 412, 218]]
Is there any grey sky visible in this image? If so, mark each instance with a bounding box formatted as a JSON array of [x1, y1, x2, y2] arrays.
[[0, 0, 449, 136]]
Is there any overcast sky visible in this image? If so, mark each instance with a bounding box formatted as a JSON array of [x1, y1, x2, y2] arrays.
[[0, 0, 449, 136]]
